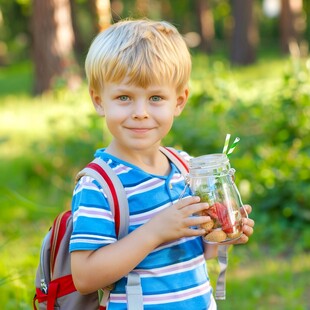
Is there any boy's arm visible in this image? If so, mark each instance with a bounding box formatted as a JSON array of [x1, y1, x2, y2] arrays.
[[71, 195, 210, 295], [71, 222, 160, 294]]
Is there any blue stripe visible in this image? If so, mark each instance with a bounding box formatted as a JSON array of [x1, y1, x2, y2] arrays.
[[137, 238, 203, 269]]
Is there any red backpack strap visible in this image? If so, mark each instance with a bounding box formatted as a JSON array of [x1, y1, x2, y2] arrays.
[[76, 158, 133, 308], [34, 275, 76, 310], [86, 162, 121, 238], [159, 146, 189, 174], [76, 158, 129, 239], [50, 211, 71, 276]]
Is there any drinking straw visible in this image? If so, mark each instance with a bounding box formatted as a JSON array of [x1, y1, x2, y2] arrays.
[[222, 133, 231, 154], [227, 137, 240, 157]]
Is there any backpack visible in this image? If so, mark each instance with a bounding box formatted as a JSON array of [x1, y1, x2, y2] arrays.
[[33, 157, 131, 310], [33, 147, 194, 310]]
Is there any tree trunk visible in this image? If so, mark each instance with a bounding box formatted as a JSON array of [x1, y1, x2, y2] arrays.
[[111, 0, 124, 23], [69, 0, 86, 61], [280, 0, 305, 54], [195, 0, 214, 53], [136, 0, 150, 16], [32, 0, 80, 95], [230, 0, 257, 65], [94, 0, 112, 32]]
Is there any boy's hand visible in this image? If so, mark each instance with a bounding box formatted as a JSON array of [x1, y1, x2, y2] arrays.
[[146, 196, 212, 245], [227, 204, 254, 245]]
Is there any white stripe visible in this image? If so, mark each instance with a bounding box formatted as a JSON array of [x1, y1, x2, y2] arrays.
[[126, 178, 165, 198], [71, 234, 115, 241], [170, 173, 185, 183], [73, 206, 112, 222], [153, 236, 199, 253], [113, 163, 132, 175], [70, 238, 114, 245], [144, 281, 212, 305], [136, 255, 206, 278], [130, 200, 171, 225], [109, 281, 212, 305]]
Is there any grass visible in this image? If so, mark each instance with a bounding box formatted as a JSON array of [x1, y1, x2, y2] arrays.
[[213, 249, 310, 310], [0, 57, 309, 309]]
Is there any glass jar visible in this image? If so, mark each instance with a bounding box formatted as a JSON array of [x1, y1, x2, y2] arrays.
[[188, 153, 246, 244]]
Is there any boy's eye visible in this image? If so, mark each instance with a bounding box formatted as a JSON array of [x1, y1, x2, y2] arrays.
[[118, 95, 130, 101], [150, 96, 162, 102]]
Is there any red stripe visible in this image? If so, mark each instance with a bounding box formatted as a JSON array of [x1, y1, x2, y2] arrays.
[[87, 163, 121, 237], [50, 211, 71, 274], [164, 147, 189, 172]]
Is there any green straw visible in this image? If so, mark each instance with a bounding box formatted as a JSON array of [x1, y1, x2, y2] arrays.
[[222, 133, 231, 154], [227, 137, 240, 157]]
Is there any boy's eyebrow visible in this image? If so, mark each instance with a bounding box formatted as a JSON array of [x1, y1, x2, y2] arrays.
[[110, 85, 132, 93], [114, 87, 131, 91], [113, 85, 170, 93]]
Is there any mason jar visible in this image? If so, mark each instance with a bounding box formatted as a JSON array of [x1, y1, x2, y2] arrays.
[[188, 153, 247, 244]]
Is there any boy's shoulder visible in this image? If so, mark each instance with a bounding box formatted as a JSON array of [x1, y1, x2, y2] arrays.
[[94, 146, 191, 164], [93, 146, 192, 173], [93, 148, 138, 175]]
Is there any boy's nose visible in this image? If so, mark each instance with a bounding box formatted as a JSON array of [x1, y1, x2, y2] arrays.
[[131, 112, 149, 119], [131, 102, 149, 119]]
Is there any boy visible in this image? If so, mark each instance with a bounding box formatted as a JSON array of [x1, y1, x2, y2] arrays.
[[69, 19, 254, 309]]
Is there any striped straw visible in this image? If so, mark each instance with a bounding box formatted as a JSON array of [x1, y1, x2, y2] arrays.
[[227, 137, 240, 157], [222, 133, 231, 154]]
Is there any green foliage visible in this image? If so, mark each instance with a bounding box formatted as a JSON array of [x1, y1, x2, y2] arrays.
[[166, 54, 310, 252], [0, 61, 33, 96], [1, 54, 310, 308]]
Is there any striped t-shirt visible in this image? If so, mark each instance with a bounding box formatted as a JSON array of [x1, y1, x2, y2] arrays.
[[69, 148, 216, 309]]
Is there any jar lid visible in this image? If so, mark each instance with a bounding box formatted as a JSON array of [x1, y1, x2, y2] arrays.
[[189, 153, 230, 175]]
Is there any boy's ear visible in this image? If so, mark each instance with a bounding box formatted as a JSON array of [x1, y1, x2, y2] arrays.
[[174, 87, 189, 116], [89, 88, 105, 116]]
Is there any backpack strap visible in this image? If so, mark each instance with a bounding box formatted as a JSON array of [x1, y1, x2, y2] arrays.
[[215, 245, 229, 300], [77, 158, 143, 310], [126, 272, 143, 310], [50, 211, 72, 277], [77, 158, 129, 239], [159, 146, 189, 175]]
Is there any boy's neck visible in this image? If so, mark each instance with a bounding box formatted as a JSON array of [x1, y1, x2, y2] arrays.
[[105, 143, 171, 176]]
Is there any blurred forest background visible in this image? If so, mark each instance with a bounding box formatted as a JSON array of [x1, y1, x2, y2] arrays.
[[0, 0, 309, 309]]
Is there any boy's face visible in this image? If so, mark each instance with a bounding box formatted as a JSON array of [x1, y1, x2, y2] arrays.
[[90, 77, 188, 152]]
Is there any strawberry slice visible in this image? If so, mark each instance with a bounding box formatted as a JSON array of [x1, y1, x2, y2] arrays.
[[209, 202, 234, 233], [206, 204, 219, 220]]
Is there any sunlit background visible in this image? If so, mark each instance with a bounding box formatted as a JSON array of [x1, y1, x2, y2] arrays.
[[0, 1, 309, 309]]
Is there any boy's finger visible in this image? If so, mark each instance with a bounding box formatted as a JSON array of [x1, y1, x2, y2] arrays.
[[242, 217, 255, 228], [186, 202, 210, 216], [176, 196, 200, 209], [241, 204, 252, 216]]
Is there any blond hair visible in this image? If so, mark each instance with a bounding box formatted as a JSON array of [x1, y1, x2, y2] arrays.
[[85, 19, 191, 93]]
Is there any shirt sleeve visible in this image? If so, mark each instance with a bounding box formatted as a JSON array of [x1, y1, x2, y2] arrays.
[[69, 175, 117, 252]]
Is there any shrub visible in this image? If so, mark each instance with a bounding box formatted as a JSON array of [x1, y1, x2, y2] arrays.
[[167, 56, 310, 251]]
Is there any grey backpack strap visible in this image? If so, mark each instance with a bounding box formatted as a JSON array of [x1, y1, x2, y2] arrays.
[[76, 158, 129, 238], [159, 146, 189, 175], [77, 158, 143, 309], [215, 245, 229, 300], [126, 272, 144, 310]]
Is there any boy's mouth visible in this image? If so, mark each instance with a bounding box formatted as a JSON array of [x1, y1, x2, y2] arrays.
[[129, 128, 151, 133]]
